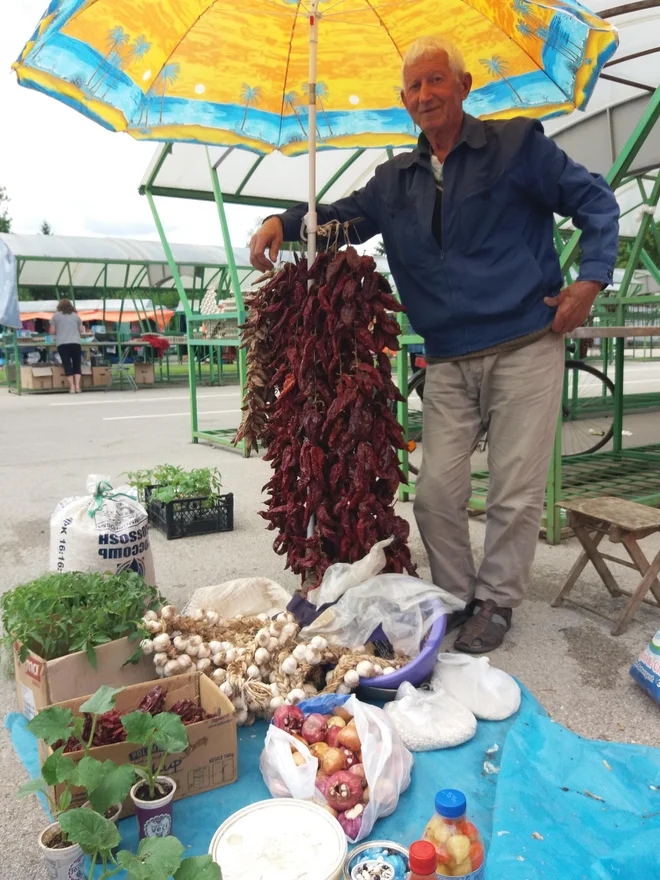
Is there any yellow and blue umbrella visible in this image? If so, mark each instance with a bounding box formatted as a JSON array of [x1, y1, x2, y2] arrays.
[[15, 0, 618, 157]]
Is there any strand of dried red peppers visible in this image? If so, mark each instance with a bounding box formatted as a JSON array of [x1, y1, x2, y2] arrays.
[[236, 246, 417, 591]]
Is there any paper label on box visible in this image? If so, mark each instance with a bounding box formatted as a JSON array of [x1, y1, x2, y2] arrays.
[[21, 683, 37, 720]]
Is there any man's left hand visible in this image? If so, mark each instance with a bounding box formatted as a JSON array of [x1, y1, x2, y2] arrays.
[[544, 280, 602, 334]]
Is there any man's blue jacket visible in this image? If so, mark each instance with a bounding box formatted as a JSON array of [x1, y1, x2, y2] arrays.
[[278, 114, 619, 359]]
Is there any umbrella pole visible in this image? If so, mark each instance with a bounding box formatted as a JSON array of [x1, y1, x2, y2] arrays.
[[306, 0, 319, 542]]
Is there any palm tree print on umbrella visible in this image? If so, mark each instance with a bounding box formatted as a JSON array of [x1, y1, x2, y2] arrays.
[[97, 36, 152, 100], [88, 25, 130, 91], [284, 91, 307, 135], [156, 63, 180, 123], [302, 82, 333, 135], [480, 56, 522, 103], [514, 0, 582, 63], [239, 84, 263, 130]]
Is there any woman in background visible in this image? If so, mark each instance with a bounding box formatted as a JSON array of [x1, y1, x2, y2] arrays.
[[50, 298, 83, 393]]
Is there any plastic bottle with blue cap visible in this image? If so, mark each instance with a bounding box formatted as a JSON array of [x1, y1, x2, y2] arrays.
[[422, 789, 485, 878]]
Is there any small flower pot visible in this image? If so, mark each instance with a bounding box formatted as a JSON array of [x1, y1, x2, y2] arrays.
[[130, 776, 177, 839], [37, 822, 85, 880]]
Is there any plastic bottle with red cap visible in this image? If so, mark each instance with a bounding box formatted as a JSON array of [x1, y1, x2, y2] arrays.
[[422, 789, 485, 878], [407, 840, 438, 880]]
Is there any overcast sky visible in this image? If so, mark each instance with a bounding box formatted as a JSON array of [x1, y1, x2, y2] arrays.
[[0, 1, 265, 249]]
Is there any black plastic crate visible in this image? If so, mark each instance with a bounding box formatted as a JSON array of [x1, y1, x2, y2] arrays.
[[144, 487, 234, 540]]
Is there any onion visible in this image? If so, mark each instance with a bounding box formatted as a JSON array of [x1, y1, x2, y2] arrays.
[[333, 707, 353, 722], [321, 748, 346, 776], [326, 726, 342, 748], [362, 785, 370, 804], [310, 742, 329, 760], [301, 713, 328, 744], [326, 770, 363, 812], [323, 804, 338, 819], [338, 725, 361, 752], [348, 764, 367, 788], [292, 751, 307, 767], [337, 803, 364, 839], [327, 716, 346, 729], [339, 746, 359, 769], [272, 704, 304, 734], [315, 772, 331, 797]]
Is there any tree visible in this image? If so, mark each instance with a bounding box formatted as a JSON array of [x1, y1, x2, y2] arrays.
[[374, 239, 386, 257], [240, 84, 263, 130], [302, 82, 333, 135], [88, 25, 130, 92], [0, 185, 11, 233], [480, 56, 522, 103], [40, 220, 52, 235], [156, 63, 180, 123], [284, 91, 306, 135]]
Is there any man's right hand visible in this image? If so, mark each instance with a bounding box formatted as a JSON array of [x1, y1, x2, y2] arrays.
[[250, 217, 284, 271]]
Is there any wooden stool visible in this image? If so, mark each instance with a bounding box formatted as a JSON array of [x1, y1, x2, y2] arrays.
[[552, 497, 660, 635]]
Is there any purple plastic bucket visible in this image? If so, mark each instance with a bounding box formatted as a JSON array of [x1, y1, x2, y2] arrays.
[[361, 600, 446, 690], [130, 776, 176, 839]]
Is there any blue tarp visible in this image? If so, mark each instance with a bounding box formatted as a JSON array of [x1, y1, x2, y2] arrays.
[[6, 685, 660, 878]]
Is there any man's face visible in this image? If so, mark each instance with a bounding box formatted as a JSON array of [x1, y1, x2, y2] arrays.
[[401, 52, 472, 139]]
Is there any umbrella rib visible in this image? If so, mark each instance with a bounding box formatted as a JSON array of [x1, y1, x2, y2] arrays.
[[276, 0, 304, 149], [357, 0, 404, 58]]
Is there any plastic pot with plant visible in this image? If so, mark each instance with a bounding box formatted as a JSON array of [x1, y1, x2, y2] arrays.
[[126, 464, 222, 506], [121, 708, 189, 839], [18, 686, 136, 877], [58, 808, 221, 880]]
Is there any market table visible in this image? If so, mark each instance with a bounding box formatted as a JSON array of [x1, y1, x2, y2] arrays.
[[6, 685, 660, 878]]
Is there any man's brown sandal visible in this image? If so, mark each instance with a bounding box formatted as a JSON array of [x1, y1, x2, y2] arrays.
[[454, 599, 512, 654]]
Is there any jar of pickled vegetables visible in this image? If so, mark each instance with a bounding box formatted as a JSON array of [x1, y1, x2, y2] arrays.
[[423, 789, 485, 878]]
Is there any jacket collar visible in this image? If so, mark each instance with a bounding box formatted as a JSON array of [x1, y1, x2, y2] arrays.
[[401, 113, 486, 166]]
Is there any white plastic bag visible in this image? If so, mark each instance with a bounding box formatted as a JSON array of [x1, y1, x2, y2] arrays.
[[385, 682, 477, 750], [183, 577, 291, 619], [432, 653, 521, 721], [307, 537, 394, 607], [301, 573, 464, 656], [259, 694, 412, 843], [50, 475, 155, 584]]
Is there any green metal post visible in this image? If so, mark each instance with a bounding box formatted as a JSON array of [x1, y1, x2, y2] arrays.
[[613, 336, 625, 454], [13, 332, 21, 395], [545, 412, 564, 544]]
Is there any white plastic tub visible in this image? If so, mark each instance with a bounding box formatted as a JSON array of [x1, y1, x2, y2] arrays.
[[209, 799, 347, 880]]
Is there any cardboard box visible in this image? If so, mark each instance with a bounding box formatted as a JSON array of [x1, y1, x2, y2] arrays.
[[81, 375, 93, 389], [50, 365, 69, 389], [48, 672, 237, 816], [14, 637, 154, 721], [20, 365, 53, 390], [92, 365, 111, 387], [134, 363, 155, 385], [81, 364, 92, 376]]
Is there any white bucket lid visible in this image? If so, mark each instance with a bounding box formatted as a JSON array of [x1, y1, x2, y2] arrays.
[[209, 799, 347, 880]]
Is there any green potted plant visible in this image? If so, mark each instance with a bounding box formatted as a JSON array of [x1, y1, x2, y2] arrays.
[[58, 809, 221, 879], [18, 687, 134, 879], [126, 465, 233, 540], [121, 708, 188, 839]]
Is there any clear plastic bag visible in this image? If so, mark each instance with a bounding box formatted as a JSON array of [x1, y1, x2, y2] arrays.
[[307, 538, 394, 607], [432, 653, 521, 721], [300, 574, 464, 656], [385, 682, 477, 751], [259, 694, 413, 843], [183, 577, 291, 619]]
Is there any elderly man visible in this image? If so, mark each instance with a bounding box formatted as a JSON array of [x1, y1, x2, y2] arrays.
[[250, 36, 619, 653]]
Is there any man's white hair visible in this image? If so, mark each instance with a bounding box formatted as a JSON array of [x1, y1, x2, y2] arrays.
[[401, 36, 466, 86]]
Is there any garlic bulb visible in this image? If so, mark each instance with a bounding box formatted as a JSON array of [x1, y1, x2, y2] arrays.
[[197, 644, 211, 660], [356, 660, 374, 678], [173, 635, 189, 652], [281, 656, 297, 675], [311, 636, 328, 651], [288, 688, 306, 704], [269, 682, 280, 696], [258, 666, 269, 679], [145, 619, 163, 634], [153, 633, 171, 652], [257, 613, 270, 623], [161, 605, 177, 620], [268, 637, 280, 653], [225, 648, 237, 663], [196, 658, 212, 673], [236, 708, 249, 725], [189, 635, 203, 648], [254, 647, 270, 665], [164, 659, 181, 676], [236, 647, 246, 658], [255, 628, 270, 648], [212, 652, 225, 667], [270, 696, 284, 710], [209, 640, 222, 654], [154, 652, 168, 667], [282, 622, 297, 639], [212, 668, 227, 685], [337, 683, 352, 694], [178, 654, 193, 670], [247, 665, 261, 680], [234, 613, 244, 620], [220, 681, 234, 698], [143, 610, 158, 622], [383, 667, 396, 676], [325, 671, 334, 683], [269, 671, 278, 683], [192, 608, 206, 621], [269, 622, 283, 637], [292, 644, 308, 662], [233, 695, 246, 711], [206, 610, 220, 626], [140, 639, 154, 655], [305, 648, 322, 666], [303, 683, 317, 696], [343, 669, 360, 688], [186, 643, 200, 658], [276, 613, 289, 623], [155, 666, 165, 678]]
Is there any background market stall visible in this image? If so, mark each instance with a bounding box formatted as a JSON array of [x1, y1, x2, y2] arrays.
[[0, 232, 255, 392]]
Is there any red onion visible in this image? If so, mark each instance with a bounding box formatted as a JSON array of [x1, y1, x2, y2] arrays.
[[302, 713, 328, 744], [340, 746, 359, 768], [348, 763, 367, 788], [326, 726, 341, 747], [326, 770, 363, 811], [315, 772, 330, 797], [337, 803, 364, 839], [273, 704, 304, 734]]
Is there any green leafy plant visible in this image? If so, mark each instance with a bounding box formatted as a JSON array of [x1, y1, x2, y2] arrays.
[[18, 687, 136, 826], [58, 810, 221, 879], [1, 570, 164, 666], [126, 465, 222, 504], [122, 710, 188, 800]]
